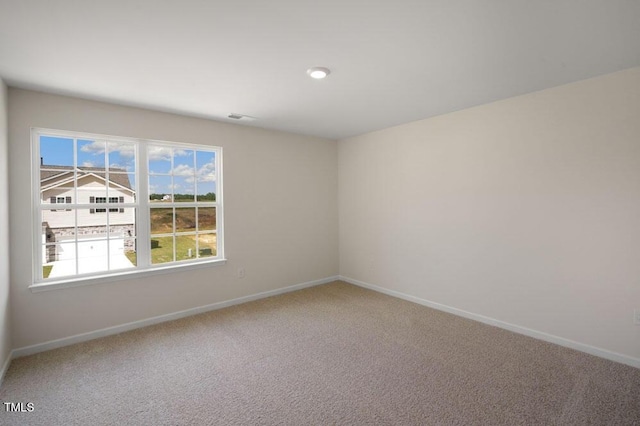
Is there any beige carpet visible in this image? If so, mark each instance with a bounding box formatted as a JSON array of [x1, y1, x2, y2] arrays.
[[1, 281, 639, 425]]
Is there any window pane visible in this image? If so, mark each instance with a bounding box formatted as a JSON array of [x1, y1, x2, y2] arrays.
[[196, 178, 215, 202], [78, 169, 107, 199], [150, 208, 173, 234], [198, 207, 216, 231], [107, 141, 136, 172], [107, 173, 134, 200], [40, 169, 75, 205], [176, 235, 196, 261], [196, 151, 215, 175], [77, 237, 109, 275], [148, 145, 172, 174], [173, 176, 194, 202], [40, 136, 74, 167], [109, 238, 136, 271], [123, 238, 137, 266], [41, 212, 77, 279], [175, 208, 196, 232], [172, 149, 194, 175], [149, 175, 172, 202], [41, 172, 76, 205], [108, 209, 136, 236], [43, 242, 77, 279], [197, 234, 217, 258], [79, 202, 108, 231], [42, 208, 76, 233], [151, 236, 174, 264], [77, 139, 106, 168]]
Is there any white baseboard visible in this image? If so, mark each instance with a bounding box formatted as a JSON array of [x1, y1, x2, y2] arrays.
[[0, 349, 14, 388], [339, 275, 640, 370], [12, 276, 339, 359]]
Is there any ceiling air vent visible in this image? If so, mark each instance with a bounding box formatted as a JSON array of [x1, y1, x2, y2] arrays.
[[228, 113, 256, 121]]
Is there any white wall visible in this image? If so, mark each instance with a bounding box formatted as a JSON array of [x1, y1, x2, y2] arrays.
[[9, 89, 338, 349], [7, 68, 640, 364], [339, 67, 640, 362], [0, 79, 11, 373]]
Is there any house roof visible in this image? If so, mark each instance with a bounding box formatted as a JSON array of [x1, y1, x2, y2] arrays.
[[40, 165, 132, 190]]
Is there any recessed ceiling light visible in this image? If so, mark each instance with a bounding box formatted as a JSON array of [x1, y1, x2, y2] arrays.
[[307, 67, 331, 79]]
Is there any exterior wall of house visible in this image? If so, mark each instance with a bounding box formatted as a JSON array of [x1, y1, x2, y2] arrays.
[[42, 187, 135, 228], [41, 175, 135, 229]]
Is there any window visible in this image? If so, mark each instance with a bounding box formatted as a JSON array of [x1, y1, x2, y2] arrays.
[[90, 196, 124, 213], [50, 196, 72, 212], [33, 128, 224, 285]]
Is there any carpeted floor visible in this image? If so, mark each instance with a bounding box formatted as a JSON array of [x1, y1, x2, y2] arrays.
[[1, 281, 639, 425]]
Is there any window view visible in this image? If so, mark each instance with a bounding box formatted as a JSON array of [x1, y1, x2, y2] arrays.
[[35, 129, 222, 283], [147, 146, 218, 265]]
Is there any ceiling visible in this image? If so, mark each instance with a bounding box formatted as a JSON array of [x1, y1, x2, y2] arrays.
[[1, 0, 639, 140]]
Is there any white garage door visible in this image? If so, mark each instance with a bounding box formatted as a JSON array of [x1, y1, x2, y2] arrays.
[[57, 235, 124, 262]]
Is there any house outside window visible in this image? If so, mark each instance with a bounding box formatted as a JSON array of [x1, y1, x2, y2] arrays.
[[50, 196, 72, 211], [33, 128, 223, 285]]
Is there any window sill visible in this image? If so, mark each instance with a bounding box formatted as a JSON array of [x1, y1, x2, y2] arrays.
[[29, 259, 227, 293]]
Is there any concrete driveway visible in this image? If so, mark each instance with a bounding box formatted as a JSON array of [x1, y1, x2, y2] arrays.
[[48, 254, 134, 278]]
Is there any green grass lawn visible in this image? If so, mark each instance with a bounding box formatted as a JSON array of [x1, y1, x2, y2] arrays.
[[125, 251, 137, 265], [125, 234, 216, 265], [43, 265, 53, 279]]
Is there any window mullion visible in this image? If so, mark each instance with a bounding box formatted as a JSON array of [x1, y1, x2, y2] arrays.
[[32, 130, 43, 282], [216, 147, 223, 259], [136, 143, 150, 268]]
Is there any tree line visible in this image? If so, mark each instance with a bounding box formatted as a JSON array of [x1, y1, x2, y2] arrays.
[[150, 192, 216, 201]]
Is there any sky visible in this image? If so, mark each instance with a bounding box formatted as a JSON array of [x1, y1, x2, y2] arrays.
[[40, 135, 217, 196]]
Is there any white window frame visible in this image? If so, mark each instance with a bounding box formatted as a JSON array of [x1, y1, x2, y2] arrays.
[[31, 128, 225, 291]]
